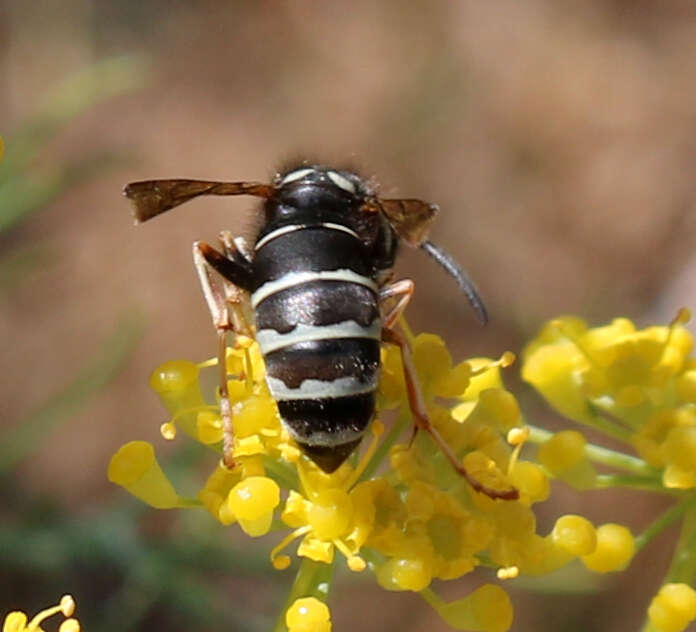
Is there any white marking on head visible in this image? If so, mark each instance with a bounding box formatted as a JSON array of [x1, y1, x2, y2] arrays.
[[327, 171, 356, 194], [280, 168, 315, 185]]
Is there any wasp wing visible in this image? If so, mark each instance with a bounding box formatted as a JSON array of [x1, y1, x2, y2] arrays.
[[375, 198, 439, 247], [124, 179, 273, 223]]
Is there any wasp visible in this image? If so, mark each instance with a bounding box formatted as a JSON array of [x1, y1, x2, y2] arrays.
[[125, 163, 516, 500]]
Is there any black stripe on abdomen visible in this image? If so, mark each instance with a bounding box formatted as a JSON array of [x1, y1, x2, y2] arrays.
[[255, 281, 378, 333], [264, 339, 380, 389]]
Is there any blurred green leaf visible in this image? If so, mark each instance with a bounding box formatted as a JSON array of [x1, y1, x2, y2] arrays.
[[0, 245, 53, 294], [0, 150, 130, 232], [1, 55, 147, 176], [0, 314, 145, 473], [0, 501, 275, 632], [0, 54, 147, 233]]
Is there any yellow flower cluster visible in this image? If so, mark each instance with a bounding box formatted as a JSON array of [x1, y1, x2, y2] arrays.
[[522, 311, 696, 631], [523, 310, 696, 490], [3, 595, 79, 632], [108, 331, 624, 631]]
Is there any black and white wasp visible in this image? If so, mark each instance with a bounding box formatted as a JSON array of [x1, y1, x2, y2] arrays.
[[125, 163, 516, 499]]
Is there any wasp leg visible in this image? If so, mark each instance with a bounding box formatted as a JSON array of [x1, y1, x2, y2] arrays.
[[218, 232, 254, 338], [379, 282, 518, 500], [193, 240, 254, 470], [379, 279, 414, 329], [220, 231, 253, 263]]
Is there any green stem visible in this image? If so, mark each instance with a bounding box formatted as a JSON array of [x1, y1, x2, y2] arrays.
[[420, 587, 443, 610], [641, 498, 696, 632], [594, 474, 673, 493], [175, 497, 203, 509], [272, 558, 334, 632], [584, 444, 656, 475], [635, 497, 695, 552], [664, 500, 696, 584], [526, 424, 655, 476], [359, 408, 409, 483], [585, 413, 633, 442], [264, 457, 300, 492]]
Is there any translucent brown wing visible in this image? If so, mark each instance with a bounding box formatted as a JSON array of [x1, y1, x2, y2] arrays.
[[123, 179, 273, 223], [373, 198, 439, 247]]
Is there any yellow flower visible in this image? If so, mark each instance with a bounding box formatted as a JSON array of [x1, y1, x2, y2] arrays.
[[285, 597, 331, 632], [550, 515, 597, 556], [220, 475, 280, 536], [523, 311, 693, 427], [113, 326, 607, 631], [407, 482, 494, 581], [107, 441, 187, 509], [524, 310, 696, 491], [648, 583, 696, 632], [536, 430, 596, 489], [3, 596, 79, 632], [581, 523, 635, 573], [423, 584, 514, 632], [272, 427, 384, 572]]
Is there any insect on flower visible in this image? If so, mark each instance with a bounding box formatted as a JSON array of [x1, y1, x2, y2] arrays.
[[124, 163, 515, 499]]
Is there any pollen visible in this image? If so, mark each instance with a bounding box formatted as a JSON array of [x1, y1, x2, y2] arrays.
[[347, 555, 366, 572], [272, 554, 291, 570], [507, 426, 529, 446], [59, 596, 75, 618], [497, 566, 519, 580], [160, 421, 177, 440]]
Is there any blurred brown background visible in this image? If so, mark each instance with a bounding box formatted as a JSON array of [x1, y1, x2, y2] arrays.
[[2, 1, 696, 630]]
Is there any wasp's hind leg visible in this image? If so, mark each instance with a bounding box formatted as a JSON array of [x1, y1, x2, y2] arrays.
[[193, 238, 254, 469], [379, 280, 518, 500]]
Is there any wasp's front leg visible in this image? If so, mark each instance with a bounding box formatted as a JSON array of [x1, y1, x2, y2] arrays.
[[379, 279, 518, 500], [193, 237, 254, 469]]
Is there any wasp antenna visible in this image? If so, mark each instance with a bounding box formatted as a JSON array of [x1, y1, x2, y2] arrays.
[[420, 240, 488, 325]]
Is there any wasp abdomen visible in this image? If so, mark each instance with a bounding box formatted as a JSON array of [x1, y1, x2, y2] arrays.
[[251, 224, 381, 472]]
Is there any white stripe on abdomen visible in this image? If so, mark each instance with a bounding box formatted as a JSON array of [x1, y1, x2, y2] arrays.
[[256, 319, 380, 354], [250, 269, 377, 308], [266, 374, 378, 401]]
